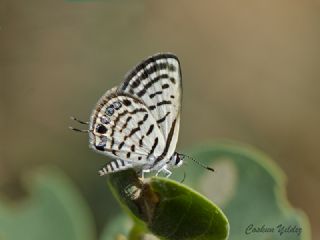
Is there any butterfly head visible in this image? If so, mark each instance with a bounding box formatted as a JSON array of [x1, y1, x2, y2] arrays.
[[170, 152, 185, 168]]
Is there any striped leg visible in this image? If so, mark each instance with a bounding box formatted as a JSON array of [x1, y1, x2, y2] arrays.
[[98, 159, 133, 176]]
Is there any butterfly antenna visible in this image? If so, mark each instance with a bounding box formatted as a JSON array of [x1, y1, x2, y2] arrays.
[[70, 116, 89, 125], [183, 154, 214, 172], [68, 126, 90, 133]]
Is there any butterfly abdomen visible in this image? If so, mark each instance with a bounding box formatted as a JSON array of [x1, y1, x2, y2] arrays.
[[98, 159, 133, 176]]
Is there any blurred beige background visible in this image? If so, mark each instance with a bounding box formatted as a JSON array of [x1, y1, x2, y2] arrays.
[[1, 0, 319, 238]]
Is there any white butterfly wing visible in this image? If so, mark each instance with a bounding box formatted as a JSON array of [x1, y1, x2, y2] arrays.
[[88, 87, 166, 165], [118, 53, 182, 162]]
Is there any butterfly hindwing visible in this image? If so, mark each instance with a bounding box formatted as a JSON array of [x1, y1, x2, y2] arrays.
[[118, 53, 182, 161], [89, 87, 166, 164]]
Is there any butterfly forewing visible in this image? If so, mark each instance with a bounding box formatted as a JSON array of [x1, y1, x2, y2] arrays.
[[89, 87, 166, 164], [118, 53, 182, 161]]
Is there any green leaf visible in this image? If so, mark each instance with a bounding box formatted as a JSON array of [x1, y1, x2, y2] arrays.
[[0, 167, 95, 240], [173, 142, 311, 240], [108, 170, 229, 240]]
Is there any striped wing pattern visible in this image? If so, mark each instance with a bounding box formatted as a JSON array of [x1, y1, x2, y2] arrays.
[[119, 53, 182, 162], [89, 87, 166, 164], [88, 53, 182, 175]]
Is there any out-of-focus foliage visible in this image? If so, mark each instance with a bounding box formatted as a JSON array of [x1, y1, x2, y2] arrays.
[[0, 167, 95, 240], [0, 143, 311, 240], [170, 142, 311, 240]]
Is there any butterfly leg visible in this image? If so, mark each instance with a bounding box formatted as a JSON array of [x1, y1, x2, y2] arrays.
[[141, 169, 151, 180], [156, 165, 172, 178], [164, 168, 172, 178], [155, 168, 161, 176]]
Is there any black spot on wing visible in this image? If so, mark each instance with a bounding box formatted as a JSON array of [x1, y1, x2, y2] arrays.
[[118, 141, 125, 150], [162, 83, 170, 89], [139, 136, 144, 147], [157, 112, 171, 124], [131, 145, 135, 152], [137, 113, 149, 126], [114, 110, 129, 126], [131, 78, 141, 89], [123, 99, 132, 106], [149, 91, 163, 99], [148, 137, 159, 157], [128, 126, 140, 137], [168, 64, 176, 72], [110, 137, 115, 149], [120, 116, 132, 132], [170, 77, 176, 84], [157, 100, 172, 106], [146, 124, 154, 136], [148, 100, 172, 110]]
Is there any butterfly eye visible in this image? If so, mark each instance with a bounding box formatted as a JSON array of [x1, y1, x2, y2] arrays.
[[113, 101, 122, 110], [96, 124, 107, 134], [106, 106, 114, 116], [100, 116, 110, 124]]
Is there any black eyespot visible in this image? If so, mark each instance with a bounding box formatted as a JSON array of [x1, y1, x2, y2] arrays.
[[100, 116, 110, 124], [96, 124, 107, 134], [106, 107, 114, 116], [95, 142, 105, 151], [175, 156, 181, 165], [113, 101, 122, 110], [123, 99, 131, 106]]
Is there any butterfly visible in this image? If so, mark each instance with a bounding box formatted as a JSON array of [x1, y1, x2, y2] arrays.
[[70, 53, 213, 178]]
